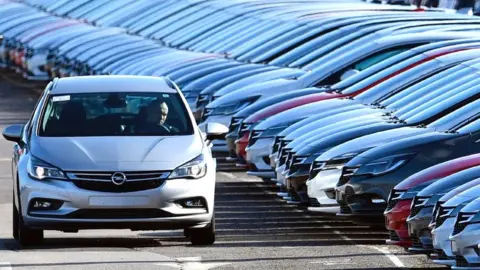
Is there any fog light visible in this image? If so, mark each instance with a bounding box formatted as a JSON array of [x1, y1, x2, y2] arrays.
[[177, 197, 207, 209], [186, 199, 203, 207], [34, 201, 51, 208], [28, 198, 63, 212]]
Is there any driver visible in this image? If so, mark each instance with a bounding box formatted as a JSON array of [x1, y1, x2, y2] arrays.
[[137, 99, 178, 133]]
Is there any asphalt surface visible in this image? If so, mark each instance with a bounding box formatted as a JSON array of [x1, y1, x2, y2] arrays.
[[0, 73, 448, 269]]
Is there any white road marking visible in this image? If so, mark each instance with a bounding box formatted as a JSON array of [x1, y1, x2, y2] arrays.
[[219, 172, 262, 182], [310, 259, 354, 266], [0, 159, 10, 162], [312, 217, 406, 268], [219, 172, 236, 179], [156, 257, 231, 270], [360, 245, 405, 268], [0, 262, 11, 270]]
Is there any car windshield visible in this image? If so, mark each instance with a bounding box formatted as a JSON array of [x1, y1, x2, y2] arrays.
[[39, 92, 194, 137]]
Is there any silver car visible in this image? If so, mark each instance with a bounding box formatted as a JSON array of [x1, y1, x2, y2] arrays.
[[2, 75, 226, 246]]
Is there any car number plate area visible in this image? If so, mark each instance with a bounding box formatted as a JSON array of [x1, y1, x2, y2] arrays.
[[89, 196, 149, 207]]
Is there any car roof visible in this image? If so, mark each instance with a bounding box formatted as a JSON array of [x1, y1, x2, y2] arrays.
[[51, 75, 178, 94]]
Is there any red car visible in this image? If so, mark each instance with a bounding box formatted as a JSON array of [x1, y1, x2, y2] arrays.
[[234, 46, 472, 166], [384, 154, 480, 248]]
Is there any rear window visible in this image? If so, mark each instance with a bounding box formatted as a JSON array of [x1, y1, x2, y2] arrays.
[[39, 92, 194, 137]]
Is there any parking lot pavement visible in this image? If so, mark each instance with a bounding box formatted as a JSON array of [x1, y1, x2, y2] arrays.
[[0, 75, 448, 269]]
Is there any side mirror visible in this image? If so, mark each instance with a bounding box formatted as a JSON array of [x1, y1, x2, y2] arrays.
[[2, 124, 23, 143], [205, 123, 229, 141]]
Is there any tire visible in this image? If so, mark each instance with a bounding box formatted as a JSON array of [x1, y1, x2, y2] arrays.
[[12, 199, 18, 240], [189, 216, 215, 246], [13, 196, 44, 247]]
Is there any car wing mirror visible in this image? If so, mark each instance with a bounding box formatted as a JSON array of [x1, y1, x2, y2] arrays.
[[2, 124, 24, 143], [205, 123, 229, 142]]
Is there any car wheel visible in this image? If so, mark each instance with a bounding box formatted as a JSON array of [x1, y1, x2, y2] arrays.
[[189, 216, 215, 246], [13, 197, 43, 246]]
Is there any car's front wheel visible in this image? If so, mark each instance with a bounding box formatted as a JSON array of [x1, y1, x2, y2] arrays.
[[13, 197, 44, 246], [188, 217, 215, 246]]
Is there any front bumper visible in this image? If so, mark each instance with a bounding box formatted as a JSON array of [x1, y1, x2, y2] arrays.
[[450, 224, 480, 268], [384, 199, 412, 247], [246, 137, 274, 173], [432, 218, 456, 266], [19, 168, 215, 231], [306, 168, 342, 206], [335, 182, 387, 218], [407, 207, 434, 253]]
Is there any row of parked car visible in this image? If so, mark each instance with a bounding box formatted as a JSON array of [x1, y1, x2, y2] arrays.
[[4, 0, 480, 268]]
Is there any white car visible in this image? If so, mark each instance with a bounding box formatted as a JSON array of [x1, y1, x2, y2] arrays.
[[449, 196, 480, 269], [430, 178, 480, 267]]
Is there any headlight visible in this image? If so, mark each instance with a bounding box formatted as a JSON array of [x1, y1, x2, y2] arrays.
[[27, 156, 67, 180], [168, 154, 207, 179], [354, 153, 416, 176]]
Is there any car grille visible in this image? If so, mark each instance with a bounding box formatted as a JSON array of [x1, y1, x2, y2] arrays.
[[277, 139, 291, 156], [388, 230, 400, 242], [238, 121, 252, 138], [67, 171, 169, 193], [309, 160, 325, 179], [435, 205, 453, 228], [324, 157, 352, 170], [340, 205, 352, 214], [272, 136, 284, 154], [411, 235, 422, 249], [201, 108, 212, 121], [279, 148, 292, 166], [228, 117, 243, 134], [309, 197, 321, 207], [456, 256, 469, 267], [409, 196, 430, 218], [433, 249, 448, 260], [452, 212, 475, 235], [385, 189, 406, 211], [337, 167, 358, 186], [66, 209, 173, 219], [285, 151, 295, 169], [288, 155, 308, 174], [248, 130, 264, 146]]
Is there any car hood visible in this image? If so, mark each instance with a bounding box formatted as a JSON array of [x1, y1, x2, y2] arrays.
[[31, 135, 203, 171], [317, 126, 431, 161], [442, 178, 480, 207], [244, 91, 337, 123], [417, 166, 480, 197], [233, 87, 321, 118], [287, 109, 388, 147], [395, 153, 480, 190], [277, 98, 364, 137], [206, 77, 302, 109], [295, 121, 408, 155], [254, 96, 352, 131], [456, 196, 480, 213], [348, 131, 457, 166], [288, 113, 390, 152]]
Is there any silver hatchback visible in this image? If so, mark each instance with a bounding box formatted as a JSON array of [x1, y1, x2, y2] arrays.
[[2, 75, 228, 246]]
